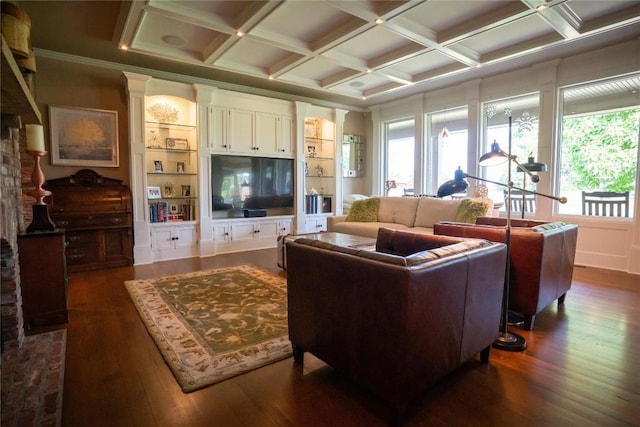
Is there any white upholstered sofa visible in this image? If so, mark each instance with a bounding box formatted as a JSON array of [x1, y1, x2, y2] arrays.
[[328, 196, 492, 239]]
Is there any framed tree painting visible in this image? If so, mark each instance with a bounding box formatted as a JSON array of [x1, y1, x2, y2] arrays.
[[49, 105, 119, 167]]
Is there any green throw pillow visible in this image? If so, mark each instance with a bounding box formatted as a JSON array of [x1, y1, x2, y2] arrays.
[[346, 197, 380, 222], [453, 198, 491, 224]]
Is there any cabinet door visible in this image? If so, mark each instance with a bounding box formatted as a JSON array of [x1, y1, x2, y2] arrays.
[[229, 108, 255, 154], [305, 216, 327, 233], [213, 222, 231, 243], [279, 115, 294, 156], [211, 106, 229, 152], [256, 220, 279, 241], [174, 226, 197, 249], [230, 222, 256, 242], [278, 219, 292, 236], [255, 112, 279, 154], [151, 227, 175, 251]]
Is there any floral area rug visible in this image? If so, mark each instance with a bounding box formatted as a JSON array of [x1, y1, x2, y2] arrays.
[[124, 265, 292, 392]]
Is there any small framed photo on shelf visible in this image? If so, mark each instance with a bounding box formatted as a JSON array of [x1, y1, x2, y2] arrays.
[[162, 182, 174, 198], [166, 138, 189, 150], [181, 185, 191, 197], [307, 145, 317, 158], [169, 204, 179, 214], [146, 130, 162, 148], [176, 161, 185, 173], [153, 160, 163, 172], [147, 186, 162, 199]]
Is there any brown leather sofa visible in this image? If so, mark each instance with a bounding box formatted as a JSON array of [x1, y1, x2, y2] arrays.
[[434, 217, 578, 331], [286, 228, 507, 417]]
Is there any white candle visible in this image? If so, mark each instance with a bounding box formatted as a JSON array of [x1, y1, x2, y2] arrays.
[[26, 124, 45, 152]]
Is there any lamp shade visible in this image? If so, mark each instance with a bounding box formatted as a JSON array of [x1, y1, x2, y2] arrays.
[[479, 141, 508, 167], [518, 156, 547, 173], [437, 167, 469, 197]]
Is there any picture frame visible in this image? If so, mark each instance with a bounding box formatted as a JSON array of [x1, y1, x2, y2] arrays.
[[181, 185, 191, 197], [176, 161, 185, 173], [147, 186, 162, 199], [166, 137, 189, 150], [49, 105, 119, 167], [306, 144, 317, 158], [169, 204, 179, 214], [162, 182, 174, 198], [153, 160, 163, 172]]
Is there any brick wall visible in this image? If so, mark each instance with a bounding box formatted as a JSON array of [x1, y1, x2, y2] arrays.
[[1, 114, 26, 350]]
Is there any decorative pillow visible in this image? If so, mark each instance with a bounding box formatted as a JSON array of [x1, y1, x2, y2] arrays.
[[343, 194, 369, 214], [345, 197, 380, 222], [453, 198, 492, 224]]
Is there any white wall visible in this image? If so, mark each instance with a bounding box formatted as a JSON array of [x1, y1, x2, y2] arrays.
[[367, 40, 640, 274]]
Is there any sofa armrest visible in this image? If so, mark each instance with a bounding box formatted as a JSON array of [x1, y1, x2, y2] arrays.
[[327, 215, 347, 231]]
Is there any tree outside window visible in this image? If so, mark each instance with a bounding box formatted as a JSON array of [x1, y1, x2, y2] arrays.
[[558, 74, 639, 217]]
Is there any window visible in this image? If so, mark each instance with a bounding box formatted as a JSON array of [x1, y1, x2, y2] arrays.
[[557, 74, 639, 218], [427, 106, 468, 196], [482, 94, 540, 212], [384, 118, 415, 196]]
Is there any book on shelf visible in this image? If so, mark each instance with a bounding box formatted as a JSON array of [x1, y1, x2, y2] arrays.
[[150, 201, 195, 222], [305, 194, 323, 214], [149, 201, 169, 223]]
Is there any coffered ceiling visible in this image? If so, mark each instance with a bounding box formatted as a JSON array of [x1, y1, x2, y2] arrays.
[[22, 1, 640, 108]]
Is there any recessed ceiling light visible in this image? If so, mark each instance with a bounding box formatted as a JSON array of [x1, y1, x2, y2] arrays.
[[236, 30, 244, 37], [120, 45, 128, 51], [375, 18, 383, 24], [161, 35, 186, 46]]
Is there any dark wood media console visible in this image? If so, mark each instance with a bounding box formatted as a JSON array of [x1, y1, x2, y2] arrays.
[[45, 169, 133, 272]]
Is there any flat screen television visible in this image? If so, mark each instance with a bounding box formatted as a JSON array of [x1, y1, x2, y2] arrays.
[[211, 155, 294, 217]]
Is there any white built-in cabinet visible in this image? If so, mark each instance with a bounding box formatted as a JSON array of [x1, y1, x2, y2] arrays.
[[294, 102, 347, 234], [124, 72, 216, 264], [150, 224, 198, 261], [211, 104, 294, 156], [124, 77, 347, 263], [213, 217, 292, 254]]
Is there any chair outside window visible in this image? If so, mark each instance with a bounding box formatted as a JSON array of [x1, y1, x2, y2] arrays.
[[504, 189, 535, 213], [582, 191, 629, 217]]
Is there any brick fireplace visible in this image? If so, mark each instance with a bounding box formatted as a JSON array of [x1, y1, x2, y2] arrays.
[[1, 114, 29, 351]]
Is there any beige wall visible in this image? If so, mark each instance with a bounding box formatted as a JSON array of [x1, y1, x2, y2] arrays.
[[35, 57, 130, 185]]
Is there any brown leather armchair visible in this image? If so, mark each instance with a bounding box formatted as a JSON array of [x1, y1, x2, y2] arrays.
[[286, 228, 507, 416], [434, 217, 578, 330]]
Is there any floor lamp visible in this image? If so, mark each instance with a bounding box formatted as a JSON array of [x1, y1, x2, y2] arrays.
[[437, 115, 566, 352], [517, 155, 547, 219]]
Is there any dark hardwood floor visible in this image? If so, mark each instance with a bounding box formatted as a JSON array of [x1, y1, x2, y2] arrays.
[[52, 248, 638, 426]]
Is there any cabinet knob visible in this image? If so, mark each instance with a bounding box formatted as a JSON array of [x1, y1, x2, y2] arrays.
[[57, 220, 69, 226], [281, 149, 285, 152], [111, 218, 122, 224], [224, 232, 229, 236], [223, 144, 228, 148]]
